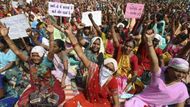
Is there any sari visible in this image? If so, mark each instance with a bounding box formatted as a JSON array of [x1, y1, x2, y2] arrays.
[[17, 57, 65, 107], [64, 63, 118, 107], [116, 46, 144, 97], [0, 49, 29, 106], [101, 33, 115, 58]]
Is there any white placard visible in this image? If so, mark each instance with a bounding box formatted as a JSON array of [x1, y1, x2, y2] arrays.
[[26, 0, 33, 4], [48, 2, 74, 17], [12, 1, 18, 8], [82, 11, 102, 27], [0, 14, 30, 39]]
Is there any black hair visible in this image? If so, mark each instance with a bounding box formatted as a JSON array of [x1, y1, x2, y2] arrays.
[[156, 13, 164, 21], [36, 22, 44, 28], [54, 39, 65, 51], [124, 39, 136, 48]]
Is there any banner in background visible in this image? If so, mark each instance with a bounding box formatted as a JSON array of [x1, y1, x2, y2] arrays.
[[48, 2, 74, 17], [125, 3, 144, 19]]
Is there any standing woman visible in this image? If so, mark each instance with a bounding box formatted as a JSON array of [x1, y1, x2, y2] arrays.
[[0, 24, 65, 106], [125, 29, 189, 107], [64, 24, 120, 107]]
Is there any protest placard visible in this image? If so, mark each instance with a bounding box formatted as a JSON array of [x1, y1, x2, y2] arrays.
[[0, 14, 30, 39], [12, 1, 18, 8], [82, 11, 102, 27], [26, 0, 33, 4], [125, 3, 144, 19], [48, 2, 74, 17]]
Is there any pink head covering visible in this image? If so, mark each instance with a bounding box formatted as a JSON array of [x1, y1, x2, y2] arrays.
[[104, 58, 118, 71], [168, 58, 189, 72]]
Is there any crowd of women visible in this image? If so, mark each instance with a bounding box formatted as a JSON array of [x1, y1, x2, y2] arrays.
[[0, 0, 190, 106]]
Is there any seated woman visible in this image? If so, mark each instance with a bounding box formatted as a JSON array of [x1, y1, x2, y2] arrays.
[[63, 24, 120, 107], [82, 36, 104, 67], [125, 29, 189, 107], [111, 24, 144, 99], [0, 38, 28, 106], [0, 24, 65, 106]]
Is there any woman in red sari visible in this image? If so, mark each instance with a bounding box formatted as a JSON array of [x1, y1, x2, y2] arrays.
[[64, 24, 120, 107]]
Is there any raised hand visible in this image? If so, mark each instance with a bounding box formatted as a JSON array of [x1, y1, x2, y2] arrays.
[[46, 25, 54, 33], [0, 22, 9, 37], [88, 13, 93, 20], [144, 29, 155, 46], [64, 23, 73, 35]]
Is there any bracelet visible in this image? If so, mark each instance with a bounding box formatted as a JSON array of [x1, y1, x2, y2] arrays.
[[72, 43, 79, 48]]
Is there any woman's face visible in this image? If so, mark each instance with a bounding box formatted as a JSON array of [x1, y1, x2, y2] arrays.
[[107, 30, 112, 39], [83, 28, 90, 36], [167, 67, 188, 81], [91, 39, 100, 53], [104, 63, 115, 74], [53, 42, 61, 53], [123, 41, 134, 54], [31, 52, 42, 64]]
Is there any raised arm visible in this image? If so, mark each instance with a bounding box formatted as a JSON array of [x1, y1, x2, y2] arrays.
[[111, 24, 120, 48], [88, 13, 102, 36], [0, 62, 15, 73], [46, 25, 54, 61], [145, 29, 160, 73], [0, 23, 28, 62], [65, 24, 91, 68]]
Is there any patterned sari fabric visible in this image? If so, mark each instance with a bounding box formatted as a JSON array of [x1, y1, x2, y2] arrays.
[[116, 46, 144, 97], [0, 49, 30, 106], [17, 57, 65, 107], [0, 67, 29, 107]]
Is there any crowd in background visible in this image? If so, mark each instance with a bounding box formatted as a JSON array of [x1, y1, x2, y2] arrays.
[[0, 0, 190, 106]]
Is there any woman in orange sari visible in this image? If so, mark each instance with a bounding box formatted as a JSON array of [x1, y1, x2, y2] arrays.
[[63, 24, 120, 107]]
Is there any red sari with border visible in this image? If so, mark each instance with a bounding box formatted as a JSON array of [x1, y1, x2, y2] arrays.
[[17, 59, 65, 107], [64, 63, 118, 107]]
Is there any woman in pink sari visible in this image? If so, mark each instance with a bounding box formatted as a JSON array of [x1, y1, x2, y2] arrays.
[[125, 29, 189, 107]]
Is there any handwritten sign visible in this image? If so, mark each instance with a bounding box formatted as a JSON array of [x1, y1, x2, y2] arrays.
[[48, 2, 74, 17], [0, 14, 30, 39], [125, 3, 144, 19], [82, 11, 102, 27]]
